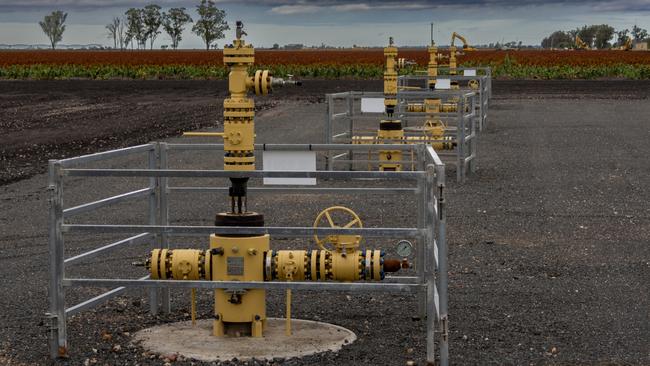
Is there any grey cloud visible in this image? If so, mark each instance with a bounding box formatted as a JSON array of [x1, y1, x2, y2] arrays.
[[246, 0, 649, 11], [0, 0, 192, 11], [593, 0, 650, 11], [1, 0, 649, 12]]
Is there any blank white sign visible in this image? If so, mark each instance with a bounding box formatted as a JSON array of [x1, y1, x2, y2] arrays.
[[463, 69, 477, 76], [361, 98, 385, 113], [262, 151, 317, 185], [435, 79, 451, 89]]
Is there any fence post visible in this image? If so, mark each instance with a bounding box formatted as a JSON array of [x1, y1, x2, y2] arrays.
[[437, 164, 449, 366], [416, 145, 427, 319], [326, 94, 333, 171], [148, 143, 160, 315], [47, 160, 67, 358], [159, 142, 171, 313], [347, 93, 354, 171]]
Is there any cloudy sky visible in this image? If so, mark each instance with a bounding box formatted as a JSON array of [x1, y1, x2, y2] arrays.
[[0, 0, 648, 47]]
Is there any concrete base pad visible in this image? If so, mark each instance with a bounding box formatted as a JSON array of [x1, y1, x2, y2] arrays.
[[133, 318, 356, 362]]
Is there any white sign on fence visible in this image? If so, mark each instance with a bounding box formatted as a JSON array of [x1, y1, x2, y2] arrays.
[[435, 78, 451, 89], [361, 98, 385, 113], [262, 151, 317, 185], [463, 69, 477, 76]]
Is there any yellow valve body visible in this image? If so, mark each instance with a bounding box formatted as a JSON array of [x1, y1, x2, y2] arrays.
[[211, 234, 269, 337], [377, 127, 404, 171]]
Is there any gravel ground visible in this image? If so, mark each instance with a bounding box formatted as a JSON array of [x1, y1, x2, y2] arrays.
[[0, 80, 649, 366]]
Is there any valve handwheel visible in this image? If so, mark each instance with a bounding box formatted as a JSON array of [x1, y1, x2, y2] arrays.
[[313, 206, 363, 251], [422, 119, 445, 138]]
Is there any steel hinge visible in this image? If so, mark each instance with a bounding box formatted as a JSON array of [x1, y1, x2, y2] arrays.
[[45, 312, 58, 330], [441, 316, 449, 341], [438, 185, 445, 220]]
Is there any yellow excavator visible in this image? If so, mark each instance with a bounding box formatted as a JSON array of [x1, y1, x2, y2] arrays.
[[451, 32, 477, 51], [618, 37, 632, 51], [575, 35, 590, 50]]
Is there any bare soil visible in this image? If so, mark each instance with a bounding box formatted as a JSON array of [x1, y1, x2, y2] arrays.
[[0, 79, 649, 366]]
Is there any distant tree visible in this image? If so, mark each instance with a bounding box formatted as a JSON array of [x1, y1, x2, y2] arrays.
[[576, 25, 598, 48], [272, 43, 279, 49], [593, 24, 615, 49], [125, 8, 146, 49], [143, 4, 162, 50], [616, 29, 630, 47], [567, 28, 578, 41], [123, 26, 134, 50], [39, 10, 67, 49], [192, 0, 229, 50], [106, 17, 120, 49], [541, 30, 573, 48], [162, 8, 193, 50], [117, 17, 127, 50], [632, 25, 648, 41]]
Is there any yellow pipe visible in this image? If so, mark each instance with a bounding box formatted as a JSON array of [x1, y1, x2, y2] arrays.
[[182, 132, 225, 137]]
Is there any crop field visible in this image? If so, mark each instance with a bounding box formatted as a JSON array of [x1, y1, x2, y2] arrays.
[[2, 49, 650, 79]]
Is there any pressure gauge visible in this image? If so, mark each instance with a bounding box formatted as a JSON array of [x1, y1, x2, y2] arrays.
[[396, 240, 413, 258]]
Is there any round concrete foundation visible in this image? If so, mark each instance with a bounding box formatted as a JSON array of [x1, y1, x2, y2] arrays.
[[133, 318, 356, 362]]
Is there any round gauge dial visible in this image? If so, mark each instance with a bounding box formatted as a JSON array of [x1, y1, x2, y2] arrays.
[[396, 240, 413, 257]]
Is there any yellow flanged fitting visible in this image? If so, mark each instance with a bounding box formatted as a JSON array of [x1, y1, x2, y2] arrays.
[[149, 248, 208, 280], [275, 250, 308, 281]]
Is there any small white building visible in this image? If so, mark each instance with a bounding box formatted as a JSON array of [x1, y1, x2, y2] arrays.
[[633, 41, 648, 51]]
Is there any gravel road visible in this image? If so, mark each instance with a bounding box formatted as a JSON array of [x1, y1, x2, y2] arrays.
[[0, 79, 648, 365]]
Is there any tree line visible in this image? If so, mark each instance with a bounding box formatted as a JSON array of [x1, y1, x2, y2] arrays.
[[541, 24, 649, 49], [40, 0, 229, 50]]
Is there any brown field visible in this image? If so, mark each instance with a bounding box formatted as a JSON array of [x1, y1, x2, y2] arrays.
[[2, 49, 649, 67]]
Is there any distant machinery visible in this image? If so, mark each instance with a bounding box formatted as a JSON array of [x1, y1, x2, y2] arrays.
[[575, 35, 590, 50], [618, 37, 633, 51]]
